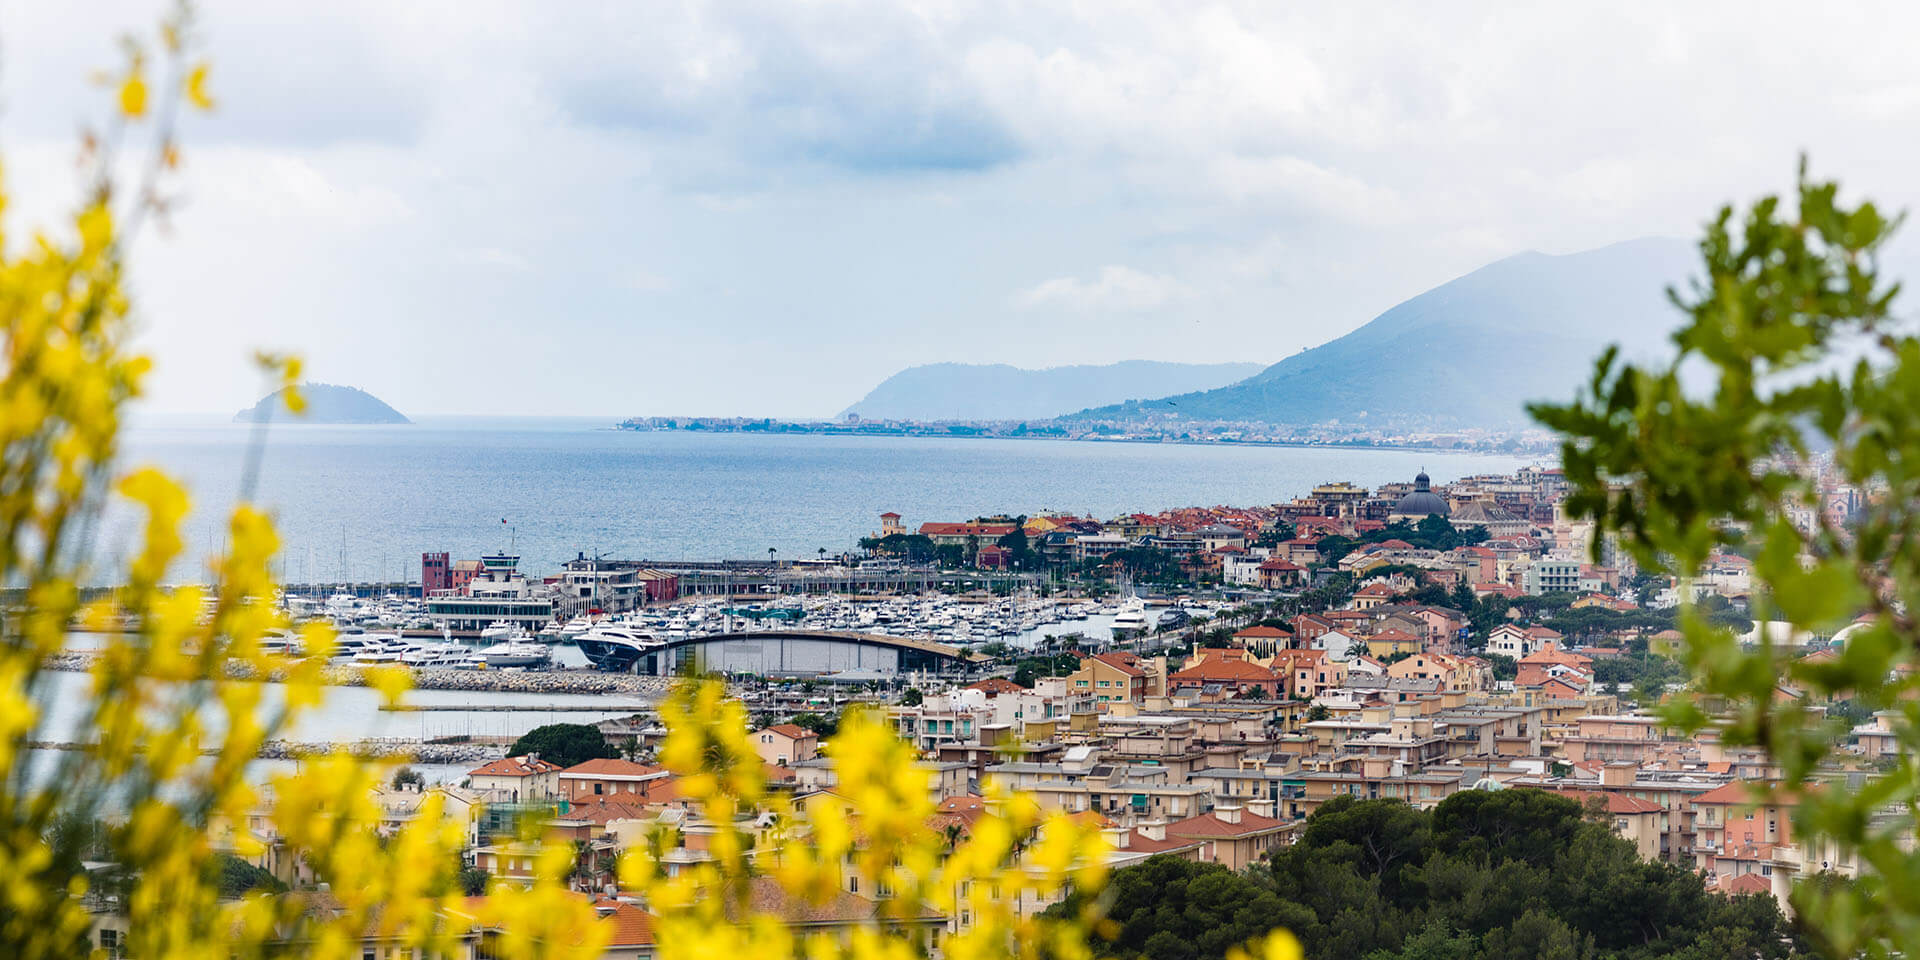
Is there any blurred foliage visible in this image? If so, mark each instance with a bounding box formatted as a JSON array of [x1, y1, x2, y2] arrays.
[[1532, 161, 1920, 956], [0, 8, 605, 958]]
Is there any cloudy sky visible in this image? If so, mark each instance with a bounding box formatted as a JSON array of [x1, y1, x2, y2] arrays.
[[7, 2, 1920, 417]]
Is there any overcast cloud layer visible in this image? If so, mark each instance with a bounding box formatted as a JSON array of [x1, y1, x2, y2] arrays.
[[7, 1, 1920, 417]]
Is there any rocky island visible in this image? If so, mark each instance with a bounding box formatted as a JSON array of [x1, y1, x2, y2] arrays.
[[234, 383, 410, 424]]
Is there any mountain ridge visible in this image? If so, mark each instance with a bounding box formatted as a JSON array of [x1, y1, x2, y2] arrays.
[[841, 360, 1264, 421], [1066, 237, 1698, 429]]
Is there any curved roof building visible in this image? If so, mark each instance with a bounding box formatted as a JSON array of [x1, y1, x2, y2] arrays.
[[1392, 471, 1451, 519]]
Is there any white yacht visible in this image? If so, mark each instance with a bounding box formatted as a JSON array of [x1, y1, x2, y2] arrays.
[[401, 642, 472, 667], [480, 640, 552, 668], [479, 620, 519, 641], [1110, 595, 1151, 635]]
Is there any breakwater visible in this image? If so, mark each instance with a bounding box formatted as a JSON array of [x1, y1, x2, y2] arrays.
[[44, 651, 671, 697], [31, 737, 505, 765]]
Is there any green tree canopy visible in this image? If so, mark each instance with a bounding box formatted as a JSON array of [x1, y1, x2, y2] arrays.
[[1063, 789, 1807, 960], [506, 723, 619, 769]]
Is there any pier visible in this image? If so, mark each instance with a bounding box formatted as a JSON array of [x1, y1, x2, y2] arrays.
[[379, 703, 650, 712]]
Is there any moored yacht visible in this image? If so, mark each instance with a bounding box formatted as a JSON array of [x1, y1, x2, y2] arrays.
[[479, 640, 552, 668], [575, 624, 663, 672], [1110, 595, 1151, 635]]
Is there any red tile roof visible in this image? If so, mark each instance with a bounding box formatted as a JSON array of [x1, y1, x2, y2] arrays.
[[1234, 625, 1292, 638], [600, 902, 657, 946], [1721, 873, 1773, 895], [761, 724, 815, 740], [560, 758, 666, 779], [1088, 652, 1147, 677], [1171, 659, 1278, 684], [966, 677, 1025, 694], [1558, 790, 1665, 814], [1166, 808, 1287, 837], [469, 755, 560, 778], [1693, 781, 1785, 806]]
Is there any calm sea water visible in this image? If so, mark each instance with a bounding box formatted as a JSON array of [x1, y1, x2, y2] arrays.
[[101, 416, 1535, 582]]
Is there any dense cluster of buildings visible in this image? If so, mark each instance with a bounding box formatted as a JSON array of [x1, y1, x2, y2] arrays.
[[902, 461, 1866, 614], [190, 584, 1884, 960]]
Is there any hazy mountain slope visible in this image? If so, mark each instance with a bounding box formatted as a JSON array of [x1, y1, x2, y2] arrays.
[[840, 360, 1265, 421], [1068, 237, 1698, 428], [234, 383, 410, 424]]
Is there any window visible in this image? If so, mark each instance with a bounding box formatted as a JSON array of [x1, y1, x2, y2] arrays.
[[594, 783, 603, 795]]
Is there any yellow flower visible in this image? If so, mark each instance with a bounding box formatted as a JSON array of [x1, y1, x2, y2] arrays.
[[186, 62, 214, 110], [119, 72, 147, 118]]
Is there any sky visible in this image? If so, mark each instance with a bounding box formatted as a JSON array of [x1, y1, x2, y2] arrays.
[[7, 2, 1920, 418]]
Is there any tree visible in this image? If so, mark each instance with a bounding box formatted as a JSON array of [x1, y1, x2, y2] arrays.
[[1054, 855, 1315, 960], [1064, 789, 1815, 960], [1531, 162, 1910, 956], [392, 766, 425, 790], [1483, 654, 1517, 682], [899, 687, 923, 706], [508, 723, 619, 769], [212, 853, 287, 899]]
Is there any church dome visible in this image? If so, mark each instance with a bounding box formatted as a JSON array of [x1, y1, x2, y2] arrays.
[[1393, 471, 1450, 517]]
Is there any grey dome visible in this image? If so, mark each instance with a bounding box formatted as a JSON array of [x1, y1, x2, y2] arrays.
[[1394, 471, 1450, 517]]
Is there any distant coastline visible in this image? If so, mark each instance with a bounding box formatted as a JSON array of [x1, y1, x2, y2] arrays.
[[615, 416, 1554, 457]]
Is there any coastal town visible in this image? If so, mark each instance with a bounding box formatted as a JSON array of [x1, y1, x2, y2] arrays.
[[77, 458, 1874, 956]]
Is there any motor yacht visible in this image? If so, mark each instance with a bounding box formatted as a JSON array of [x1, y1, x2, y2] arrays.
[[479, 640, 552, 668], [575, 624, 663, 672]]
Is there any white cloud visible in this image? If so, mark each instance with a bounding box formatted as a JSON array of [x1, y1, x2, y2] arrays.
[[1016, 266, 1189, 312], [9, 0, 1920, 417]]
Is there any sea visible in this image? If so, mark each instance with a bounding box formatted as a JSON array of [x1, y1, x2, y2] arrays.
[[105, 415, 1536, 583]]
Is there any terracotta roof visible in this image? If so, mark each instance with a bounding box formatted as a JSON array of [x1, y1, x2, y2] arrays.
[[1088, 652, 1146, 677], [1234, 625, 1292, 638], [1721, 873, 1773, 895], [1519, 646, 1592, 668], [557, 797, 653, 825], [559, 758, 667, 779], [1166, 808, 1287, 838], [1693, 781, 1786, 806], [469, 755, 560, 778], [1171, 659, 1278, 684], [1559, 790, 1664, 814], [761, 724, 815, 740], [937, 796, 988, 823], [1123, 830, 1205, 854], [725, 878, 942, 925], [598, 901, 658, 946], [966, 677, 1025, 694]]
